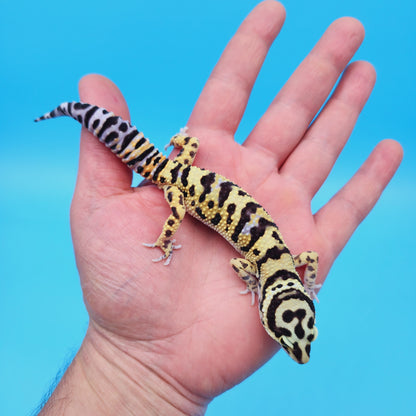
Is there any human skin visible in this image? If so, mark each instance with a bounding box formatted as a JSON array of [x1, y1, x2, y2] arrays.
[[39, 1, 403, 415]]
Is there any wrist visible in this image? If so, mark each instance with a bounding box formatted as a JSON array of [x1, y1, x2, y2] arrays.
[[40, 325, 208, 415]]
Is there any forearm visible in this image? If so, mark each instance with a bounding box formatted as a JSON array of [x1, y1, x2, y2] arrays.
[[39, 325, 208, 416]]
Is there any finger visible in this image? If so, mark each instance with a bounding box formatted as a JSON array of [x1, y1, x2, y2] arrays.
[[188, 0, 285, 136], [244, 17, 365, 165], [315, 139, 403, 257], [281, 61, 376, 196], [76, 74, 132, 196]]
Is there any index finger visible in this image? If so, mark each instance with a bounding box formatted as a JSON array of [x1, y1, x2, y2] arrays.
[[188, 0, 285, 136]]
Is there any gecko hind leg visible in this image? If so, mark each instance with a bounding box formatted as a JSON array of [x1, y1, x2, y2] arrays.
[[164, 133, 199, 166], [230, 258, 259, 306]]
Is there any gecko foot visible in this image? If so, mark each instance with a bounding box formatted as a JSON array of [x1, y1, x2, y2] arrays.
[[143, 240, 182, 265], [240, 287, 257, 306]]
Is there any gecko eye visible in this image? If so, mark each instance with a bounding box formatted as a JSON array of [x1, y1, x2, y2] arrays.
[[279, 336, 294, 350]]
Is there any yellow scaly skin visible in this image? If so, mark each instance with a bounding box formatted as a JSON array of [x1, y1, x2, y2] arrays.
[[36, 102, 321, 364]]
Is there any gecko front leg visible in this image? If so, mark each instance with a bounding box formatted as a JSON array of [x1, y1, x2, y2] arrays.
[[230, 258, 259, 305], [293, 250, 321, 301], [143, 185, 186, 265]]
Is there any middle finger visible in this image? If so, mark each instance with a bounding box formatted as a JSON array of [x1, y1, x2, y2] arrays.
[[244, 17, 365, 166]]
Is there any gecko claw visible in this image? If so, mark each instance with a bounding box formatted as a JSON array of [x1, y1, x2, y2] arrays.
[[143, 240, 181, 265], [240, 288, 257, 306]]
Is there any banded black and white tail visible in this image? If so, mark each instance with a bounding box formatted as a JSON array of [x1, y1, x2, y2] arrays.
[[35, 102, 166, 177]]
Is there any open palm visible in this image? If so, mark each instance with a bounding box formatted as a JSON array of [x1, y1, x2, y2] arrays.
[[68, 0, 402, 406]]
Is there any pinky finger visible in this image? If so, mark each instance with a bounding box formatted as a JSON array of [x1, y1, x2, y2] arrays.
[[315, 139, 403, 257]]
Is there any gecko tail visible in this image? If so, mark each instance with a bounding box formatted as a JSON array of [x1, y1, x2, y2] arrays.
[[34, 102, 76, 122]]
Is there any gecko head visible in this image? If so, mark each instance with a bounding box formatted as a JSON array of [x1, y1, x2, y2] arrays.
[[261, 290, 318, 364]]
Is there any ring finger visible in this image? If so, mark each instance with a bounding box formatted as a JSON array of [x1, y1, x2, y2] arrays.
[[280, 60, 376, 197]]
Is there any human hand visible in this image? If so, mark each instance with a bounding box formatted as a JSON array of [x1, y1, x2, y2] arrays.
[[41, 1, 402, 414]]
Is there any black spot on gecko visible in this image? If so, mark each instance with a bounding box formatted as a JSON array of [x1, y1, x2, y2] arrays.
[[97, 116, 119, 139], [169, 164, 181, 183], [152, 158, 168, 182], [117, 131, 140, 154], [189, 185, 195, 196], [126, 145, 155, 166], [240, 217, 275, 252], [74, 103, 90, 110], [171, 206, 180, 219], [272, 230, 283, 243], [226, 203, 236, 224], [104, 131, 119, 144], [195, 207, 206, 219], [83, 105, 99, 128], [146, 153, 157, 167], [283, 309, 306, 340], [134, 137, 146, 149], [231, 202, 261, 243], [282, 310, 294, 323], [218, 182, 234, 207], [199, 172, 216, 203], [92, 119, 100, 130], [211, 213, 221, 226], [208, 200, 214, 209], [119, 122, 128, 132], [291, 342, 303, 362], [181, 165, 191, 187], [256, 244, 291, 270]]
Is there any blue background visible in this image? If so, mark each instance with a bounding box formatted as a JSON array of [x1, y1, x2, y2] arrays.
[[1, 0, 415, 414]]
